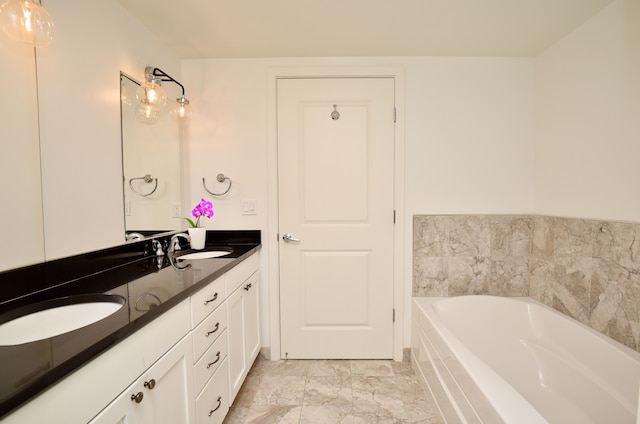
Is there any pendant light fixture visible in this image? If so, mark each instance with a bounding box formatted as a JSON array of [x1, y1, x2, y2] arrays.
[[137, 67, 191, 121], [172, 94, 192, 119], [135, 74, 167, 111], [135, 104, 160, 125], [0, 0, 55, 47]]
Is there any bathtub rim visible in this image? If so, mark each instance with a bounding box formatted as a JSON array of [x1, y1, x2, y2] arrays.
[[412, 295, 640, 424], [414, 296, 547, 424]]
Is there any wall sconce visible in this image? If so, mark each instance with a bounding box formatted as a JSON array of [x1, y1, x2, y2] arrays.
[[136, 67, 191, 122], [0, 0, 55, 46]]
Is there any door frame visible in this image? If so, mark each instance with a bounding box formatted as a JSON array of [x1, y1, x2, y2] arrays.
[[266, 67, 405, 361]]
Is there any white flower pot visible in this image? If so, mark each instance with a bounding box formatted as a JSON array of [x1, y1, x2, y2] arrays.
[[188, 228, 207, 250]]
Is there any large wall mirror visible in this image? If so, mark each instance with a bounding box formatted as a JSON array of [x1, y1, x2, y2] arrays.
[[120, 73, 183, 237], [0, 1, 184, 272], [0, 42, 44, 272]]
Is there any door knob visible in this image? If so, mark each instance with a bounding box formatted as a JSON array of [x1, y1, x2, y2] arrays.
[[282, 233, 301, 243]]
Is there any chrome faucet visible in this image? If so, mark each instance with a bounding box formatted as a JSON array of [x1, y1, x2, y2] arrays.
[[168, 233, 191, 271], [169, 233, 191, 254], [126, 232, 144, 241]]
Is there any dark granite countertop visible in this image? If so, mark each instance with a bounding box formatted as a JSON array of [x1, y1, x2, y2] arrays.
[[0, 230, 260, 419]]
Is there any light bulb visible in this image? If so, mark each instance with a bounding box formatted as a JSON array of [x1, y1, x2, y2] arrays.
[[0, 0, 55, 46], [135, 103, 159, 125], [135, 78, 167, 111], [171, 95, 192, 119]]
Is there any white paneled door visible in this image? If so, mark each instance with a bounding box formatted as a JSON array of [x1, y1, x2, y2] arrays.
[[277, 78, 395, 359]]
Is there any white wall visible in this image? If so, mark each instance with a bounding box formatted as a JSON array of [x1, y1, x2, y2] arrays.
[[182, 56, 537, 349], [36, 0, 182, 259], [535, 0, 640, 222]]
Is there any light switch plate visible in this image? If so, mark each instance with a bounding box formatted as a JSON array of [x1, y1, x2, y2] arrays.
[[241, 199, 257, 215], [172, 203, 182, 218]]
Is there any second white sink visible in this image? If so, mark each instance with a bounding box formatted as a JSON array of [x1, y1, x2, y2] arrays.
[[177, 250, 231, 260]]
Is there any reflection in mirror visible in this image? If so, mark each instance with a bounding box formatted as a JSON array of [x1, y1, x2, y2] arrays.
[[120, 73, 183, 239], [0, 39, 44, 272]]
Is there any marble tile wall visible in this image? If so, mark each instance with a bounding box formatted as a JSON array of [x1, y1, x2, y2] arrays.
[[413, 215, 532, 297], [530, 216, 640, 352], [413, 215, 640, 352]]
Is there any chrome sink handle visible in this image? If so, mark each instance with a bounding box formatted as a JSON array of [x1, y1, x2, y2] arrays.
[[168, 233, 192, 271], [169, 233, 191, 253], [282, 233, 301, 243]]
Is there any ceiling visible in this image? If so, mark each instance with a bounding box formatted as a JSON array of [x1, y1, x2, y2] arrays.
[[117, 0, 615, 59]]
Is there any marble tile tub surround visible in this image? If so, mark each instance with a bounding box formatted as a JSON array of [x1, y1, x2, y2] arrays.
[[413, 215, 640, 352]]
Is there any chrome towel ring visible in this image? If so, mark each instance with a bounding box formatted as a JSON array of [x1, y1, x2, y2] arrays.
[[129, 174, 158, 197], [203, 173, 232, 196]]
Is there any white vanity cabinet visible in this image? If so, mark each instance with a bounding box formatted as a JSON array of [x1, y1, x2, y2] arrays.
[[226, 255, 260, 403], [2, 252, 260, 424], [89, 334, 195, 424]]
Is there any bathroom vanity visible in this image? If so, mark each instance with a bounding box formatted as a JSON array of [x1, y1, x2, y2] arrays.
[[0, 231, 261, 423]]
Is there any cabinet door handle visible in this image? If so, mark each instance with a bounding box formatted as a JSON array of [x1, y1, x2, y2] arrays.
[[243, 283, 252, 291], [131, 392, 144, 403], [204, 293, 218, 305], [144, 379, 156, 390], [206, 322, 220, 337], [206, 351, 222, 368], [208, 396, 222, 416]]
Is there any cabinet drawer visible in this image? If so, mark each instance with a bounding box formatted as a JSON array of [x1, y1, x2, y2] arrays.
[[194, 330, 228, 395], [193, 303, 227, 362], [191, 275, 226, 328], [225, 253, 259, 294], [196, 358, 229, 424]]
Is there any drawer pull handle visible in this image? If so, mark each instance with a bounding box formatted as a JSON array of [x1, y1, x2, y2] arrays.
[[243, 283, 252, 291], [206, 351, 222, 368], [208, 396, 222, 416], [144, 379, 156, 390], [206, 322, 220, 337], [131, 392, 144, 403], [204, 293, 218, 305]]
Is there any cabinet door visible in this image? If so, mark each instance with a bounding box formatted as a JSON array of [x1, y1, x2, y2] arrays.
[[145, 335, 195, 424], [89, 335, 194, 424], [226, 284, 247, 403], [88, 381, 149, 424], [227, 271, 260, 403], [243, 273, 260, 365]]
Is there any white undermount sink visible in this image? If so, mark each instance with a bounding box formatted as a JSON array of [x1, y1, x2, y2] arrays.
[[177, 250, 232, 260], [0, 294, 125, 346]]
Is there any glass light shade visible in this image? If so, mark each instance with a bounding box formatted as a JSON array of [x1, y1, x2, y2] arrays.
[[135, 79, 167, 111], [171, 96, 192, 119], [135, 104, 159, 125], [0, 0, 55, 46]]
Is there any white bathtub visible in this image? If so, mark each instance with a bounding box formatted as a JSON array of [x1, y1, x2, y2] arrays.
[[411, 296, 640, 424]]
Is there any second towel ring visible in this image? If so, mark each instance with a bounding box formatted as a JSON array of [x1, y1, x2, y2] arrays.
[[203, 174, 232, 196], [129, 174, 158, 197]]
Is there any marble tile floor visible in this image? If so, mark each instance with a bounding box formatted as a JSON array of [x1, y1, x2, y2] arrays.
[[223, 356, 441, 424]]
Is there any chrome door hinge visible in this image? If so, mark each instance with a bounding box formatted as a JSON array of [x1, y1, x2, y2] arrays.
[[393, 210, 396, 224], [393, 308, 396, 323], [393, 107, 397, 123]]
